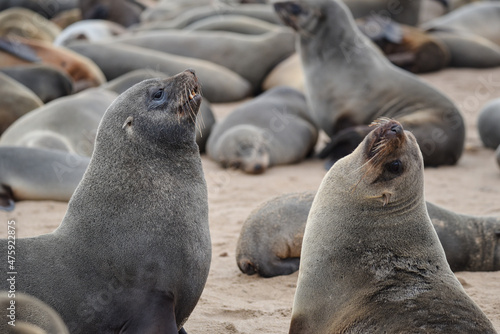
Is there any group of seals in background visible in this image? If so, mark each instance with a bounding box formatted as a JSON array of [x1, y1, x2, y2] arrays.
[[1, 70, 212, 333]]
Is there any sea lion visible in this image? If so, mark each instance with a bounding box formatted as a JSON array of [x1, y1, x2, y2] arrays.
[[79, 0, 145, 27], [184, 14, 280, 34], [0, 72, 43, 135], [0, 70, 211, 333], [0, 291, 69, 334], [68, 41, 252, 103], [422, 2, 500, 46], [0, 88, 118, 156], [0, 7, 61, 42], [237, 190, 500, 277], [0, 37, 106, 92], [274, 0, 465, 168], [0, 64, 73, 102], [111, 28, 295, 92], [0, 147, 89, 211], [288, 119, 497, 333], [53, 19, 126, 46], [206, 86, 318, 174], [101, 69, 216, 152], [357, 16, 450, 73], [478, 98, 500, 149]]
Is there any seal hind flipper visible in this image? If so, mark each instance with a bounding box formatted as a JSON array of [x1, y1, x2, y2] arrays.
[[0, 38, 41, 63], [0, 185, 15, 212]]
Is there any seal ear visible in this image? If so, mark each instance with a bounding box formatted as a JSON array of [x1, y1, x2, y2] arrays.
[[122, 116, 134, 129]]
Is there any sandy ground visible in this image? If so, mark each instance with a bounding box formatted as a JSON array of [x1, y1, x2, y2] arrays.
[[1, 66, 499, 333]]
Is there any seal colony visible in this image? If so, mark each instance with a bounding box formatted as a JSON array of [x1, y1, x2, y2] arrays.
[[274, 0, 465, 168], [0, 70, 212, 333], [288, 119, 497, 333]]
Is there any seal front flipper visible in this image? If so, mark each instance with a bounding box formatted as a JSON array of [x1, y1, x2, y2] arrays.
[[0, 38, 41, 63], [0, 185, 15, 212], [318, 125, 371, 169]]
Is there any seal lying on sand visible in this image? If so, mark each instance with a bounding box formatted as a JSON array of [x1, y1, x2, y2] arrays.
[[288, 119, 497, 333], [237, 190, 500, 277], [0, 291, 69, 334], [478, 98, 500, 150], [207, 86, 318, 174], [274, 0, 465, 168], [0, 147, 89, 211], [0, 70, 212, 333]]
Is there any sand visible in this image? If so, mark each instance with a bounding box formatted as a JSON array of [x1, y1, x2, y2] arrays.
[[0, 66, 499, 333]]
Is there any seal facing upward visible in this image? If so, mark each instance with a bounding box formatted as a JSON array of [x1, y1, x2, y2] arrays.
[[289, 119, 496, 333], [1, 70, 212, 333]]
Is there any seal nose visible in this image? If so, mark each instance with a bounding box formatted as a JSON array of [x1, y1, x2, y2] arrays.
[[253, 164, 265, 174], [390, 124, 403, 135], [185, 69, 196, 76], [384, 122, 403, 139]]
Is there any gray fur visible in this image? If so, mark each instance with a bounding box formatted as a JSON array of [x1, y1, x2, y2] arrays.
[[68, 42, 252, 103], [184, 14, 280, 35], [0, 70, 211, 333], [478, 98, 500, 149], [237, 190, 500, 277], [207, 86, 318, 174], [0, 88, 117, 156], [289, 120, 496, 333], [274, 0, 465, 167], [0, 65, 73, 103], [0, 291, 69, 333], [110, 28, 296, 92]]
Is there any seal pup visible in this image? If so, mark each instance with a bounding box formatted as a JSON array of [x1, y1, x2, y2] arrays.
[[0, 147, 89, 211], [274, 0, 465, 167], [0, 72, 42, 135], [111, 28, 296, 92], [101, 69, 216, 152], [478, 98, 500, 150], [237, 190, 500, 277], [207, 86, 318, 174], [289, 119, 497, 333], [1, 70, 212, 333], [0, 88, 118, 156], [68, 42, 252, 103], [0, 291, 69, 334], [0, 64, 73, 102]]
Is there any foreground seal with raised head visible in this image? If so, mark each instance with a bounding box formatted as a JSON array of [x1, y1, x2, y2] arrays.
[[288, 119, 496, 333], [274, 0, 465, 168], [236, 190, 500, 277], [1, 70, 212, 333]]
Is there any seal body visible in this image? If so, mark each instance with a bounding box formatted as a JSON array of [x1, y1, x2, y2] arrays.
[[79, 0, 144, 27], [207, 86, 318, 174], [478, 98, 500, 149], [0, 291, 69, 334], [0, 88, 117, 156], [274, 0, 465, 167], [0, 147, 89, 211], [289, 119, 496, 333], [0, 70, 212, 333], [237, 190, 500, 277]]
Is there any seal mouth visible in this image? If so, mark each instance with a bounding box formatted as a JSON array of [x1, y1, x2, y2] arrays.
[[364, 118, 406, 167]]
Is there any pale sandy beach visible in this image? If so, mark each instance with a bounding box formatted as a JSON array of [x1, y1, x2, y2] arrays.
[[1, 66, 499, 333]]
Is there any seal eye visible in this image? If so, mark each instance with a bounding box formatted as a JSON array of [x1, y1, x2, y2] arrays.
[[386, 160, 403, 174], [152, 89, 164, 101]]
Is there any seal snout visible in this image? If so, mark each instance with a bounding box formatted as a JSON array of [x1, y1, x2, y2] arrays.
[[365, 119, 406, 160]]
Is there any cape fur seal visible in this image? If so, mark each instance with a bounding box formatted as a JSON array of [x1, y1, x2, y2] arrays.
[[237, 190, 500, 277], [0, 147, 89, 211], [79, 0, 145, 27], [0, 70, 212, 333], [0, 7, 61, 42], [207, 86, 318, 174], [111, 28, 295, 92], [274, 0, 465, 168], [478, 98, 500, 150], [0, 88, 118, 156], [0, 291, 69, 334], [0, 72, 43, 135], [0, 64, 73, 103], [68, 42, 252, 103], [288, 119, 496, 333]]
